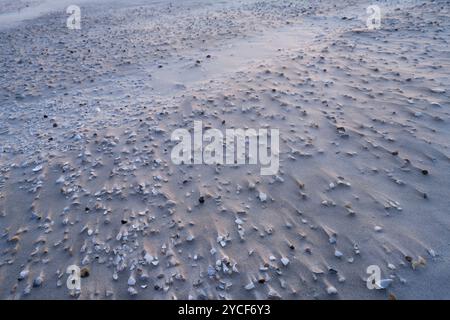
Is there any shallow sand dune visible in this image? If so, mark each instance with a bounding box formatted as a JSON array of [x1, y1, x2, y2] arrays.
[[0, 0, 449, 299]]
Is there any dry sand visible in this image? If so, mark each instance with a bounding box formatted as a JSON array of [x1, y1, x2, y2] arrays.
[[0, 0, 449, 299]]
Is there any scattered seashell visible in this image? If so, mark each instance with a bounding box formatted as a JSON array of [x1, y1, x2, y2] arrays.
[[207, 265, 216, 277], [268, 288, 282, 300], [244, 282, 255, 290], [56, 176, 65, 184], [376, 279, 393, 289], [334, 249, 343, 258], [388, 293, 397, 300], [128, 275, 136, 286], [23, 284, 32, 295], [80, 267, 90, 278], [33, 274, 44, 287], [18, 269, 29, 281]]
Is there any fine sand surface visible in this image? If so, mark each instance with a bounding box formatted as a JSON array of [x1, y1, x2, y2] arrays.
[[0, 0, 449, 299]]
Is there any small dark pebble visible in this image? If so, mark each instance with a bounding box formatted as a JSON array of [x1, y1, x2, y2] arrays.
[[198, 196, 205, 204], [421, 169, 429, 175]]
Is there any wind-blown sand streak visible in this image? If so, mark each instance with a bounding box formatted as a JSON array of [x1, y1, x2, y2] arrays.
[[0, 0, 449, 299]]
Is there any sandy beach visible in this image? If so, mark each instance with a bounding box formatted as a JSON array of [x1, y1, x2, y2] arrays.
[[0, 0, 449, 300]]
